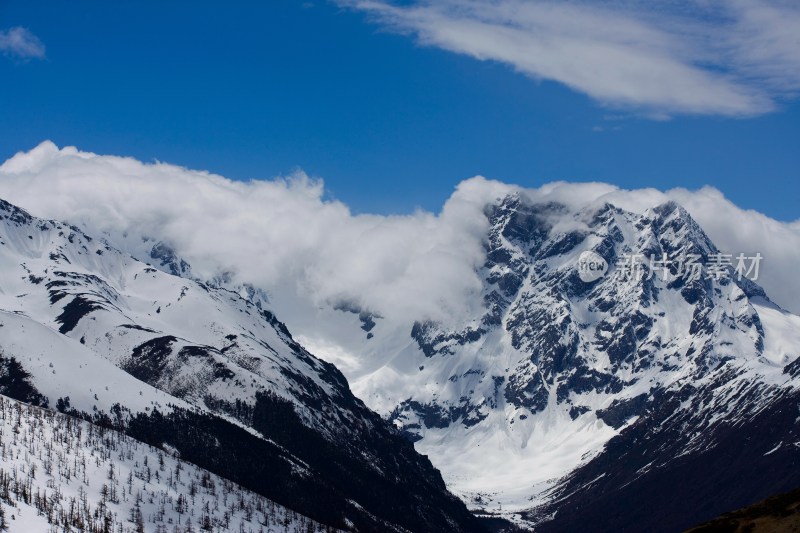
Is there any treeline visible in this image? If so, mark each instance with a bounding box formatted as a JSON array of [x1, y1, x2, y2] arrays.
[[0, 395, 337, 532]]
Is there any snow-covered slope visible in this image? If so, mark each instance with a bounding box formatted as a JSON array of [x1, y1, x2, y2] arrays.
[[0, 198, 482, 532], [0, 394, 331, 532]]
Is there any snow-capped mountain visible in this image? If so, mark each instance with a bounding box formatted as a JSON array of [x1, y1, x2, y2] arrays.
[[0, 198, 483, 532], [272, 193, 800, 530]]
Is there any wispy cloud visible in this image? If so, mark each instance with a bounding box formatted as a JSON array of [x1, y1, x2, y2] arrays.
[[343, 0, 800, 117], [0, 27, 46, 60]]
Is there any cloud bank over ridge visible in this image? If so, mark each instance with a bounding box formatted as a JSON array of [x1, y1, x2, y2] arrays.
[[0, 141, 798, 321]]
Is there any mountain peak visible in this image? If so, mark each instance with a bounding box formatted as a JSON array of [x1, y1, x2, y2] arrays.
[[364, 195, 791, 523]]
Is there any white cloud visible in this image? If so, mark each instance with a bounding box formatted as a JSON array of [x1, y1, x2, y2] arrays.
[[343, 0, 800, 117], [0, 27, 46, 60], [0, 142, 797, 327], [0, 141, 512, 324]]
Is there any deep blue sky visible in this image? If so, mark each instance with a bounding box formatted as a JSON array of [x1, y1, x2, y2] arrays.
[[1, 1, 798, 220]]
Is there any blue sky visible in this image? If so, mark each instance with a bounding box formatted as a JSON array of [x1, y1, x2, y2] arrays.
[[1, 1, 798, 220]]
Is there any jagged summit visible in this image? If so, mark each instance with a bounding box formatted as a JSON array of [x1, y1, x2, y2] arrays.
[[392, 194, 768, 430]]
